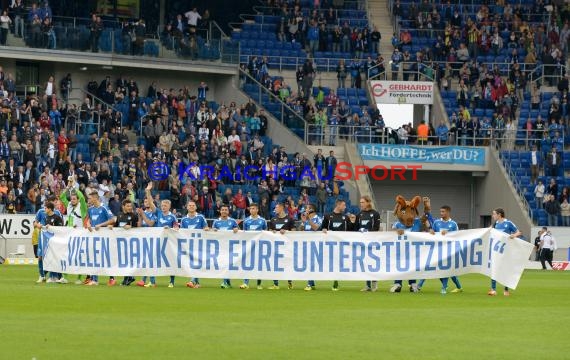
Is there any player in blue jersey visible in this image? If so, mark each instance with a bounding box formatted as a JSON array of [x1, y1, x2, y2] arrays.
[[240, 203, 268, 290], [181, 200, 209, 289], [135, 187, 158, 287], [418, 205, 463, 294], [86, 191, 117, 286], [489, 208, 522, 296], [145, 182, 179, 287], [300, 204, 323, 291], [34, 195, 63, 283], [212, 204, 239, 288]]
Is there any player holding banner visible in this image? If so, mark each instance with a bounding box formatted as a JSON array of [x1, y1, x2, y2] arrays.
[[86, 191, 117, 286], [268, 202, 295, 289], [34, 195, 63, 284], [212, 204, 239, 289], [355, 196, 381, 292], [59, 177, 89, 284], [144, 182, 178, 287], [136, 185, 158, 287], [300, 204, 323, 291], [181, 200, 209, 289], [488, 208, 521, 296], [322, 199, 356, 291], [43, 202, 65, 283], [240, 203, 268, 290], [419, 205, 463, 294], [116, 199, 139, 286]]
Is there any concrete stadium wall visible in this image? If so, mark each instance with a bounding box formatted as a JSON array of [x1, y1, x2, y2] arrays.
[[474, 149, 533, 238]]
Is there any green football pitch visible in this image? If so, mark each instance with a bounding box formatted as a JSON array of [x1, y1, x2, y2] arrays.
[[1, 266, 568, 359]]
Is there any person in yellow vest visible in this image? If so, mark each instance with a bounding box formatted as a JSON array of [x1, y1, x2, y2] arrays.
[[417, 120, 429, 145]]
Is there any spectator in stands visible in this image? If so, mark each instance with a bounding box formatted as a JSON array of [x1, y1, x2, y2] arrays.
[[436, 121, 449, 145], [544, 194, 560, 227], [89, 14, 103, 52], [41, 16, 55, 49], [547, 147, 561, 177], [336, 59, 347, 89], [29, 14, 42, 48], [184, 7, 201, 31], [390, 48, 402, 81], [560, 198, 570, 227], [11, 0, 25, 38], [0, 10, 12, 46]]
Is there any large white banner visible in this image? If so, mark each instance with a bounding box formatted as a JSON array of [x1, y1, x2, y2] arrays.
[[370, 80, 434, 104], [42, 228, 533, 289]]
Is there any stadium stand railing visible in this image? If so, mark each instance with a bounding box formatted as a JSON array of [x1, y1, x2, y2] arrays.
[[16, 15, 238, 64], [239, 67, 308, 141]]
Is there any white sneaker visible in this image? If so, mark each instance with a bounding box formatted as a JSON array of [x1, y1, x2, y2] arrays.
[[36, 276, 46, 283], [371, 281, 378, 292], [46, 277, 57, 283], [57, 277, 68, 284], [389, 284, 402, 293], [410, 283, 419, 293]]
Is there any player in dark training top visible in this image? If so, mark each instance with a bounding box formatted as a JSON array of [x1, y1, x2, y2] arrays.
[[269, 202, 295, 289], [116, 199, 139, 286], [322, 199, 356, 291], [355, 196, 381, 292]]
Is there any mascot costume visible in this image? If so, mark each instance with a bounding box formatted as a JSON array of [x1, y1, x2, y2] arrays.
[[390, 195, 433, 293]]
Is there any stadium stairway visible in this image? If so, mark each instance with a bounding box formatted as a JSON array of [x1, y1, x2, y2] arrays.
[[367, 0, 395, 57]]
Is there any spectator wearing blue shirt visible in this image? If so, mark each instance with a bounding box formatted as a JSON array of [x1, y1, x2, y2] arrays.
[[391, 48, 402, 81], [240, 203, 269, 290], [38, 1, 52, 21], [307, 20, 319, 57], [489, 208, 522, 296], [212, 204, 239, 289], [436, 121, 449, 145], [180, 200, 209, 289], [300, 204, 323, 291], [86, 191, 117, 286], [349, 58, 361, 88]]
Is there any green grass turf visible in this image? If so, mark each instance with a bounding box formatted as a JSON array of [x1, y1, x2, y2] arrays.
[[1, 266, 569, 359]]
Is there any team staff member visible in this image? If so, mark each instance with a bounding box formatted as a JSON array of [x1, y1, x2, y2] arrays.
[[356, 195, 381, 292], [420, 205, 463, 294], [240, 203, 268, 290], [116, 199, 139, 286], [539, 227, 557, 270], [269, 202, 295, 289], [300, 204, 323, 291], [489, 208, 522, 296], [322, 199, 356, 291], [212, 204, 239, 289], [86, 191, 117, 286], [181, 200, 209, 289]]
